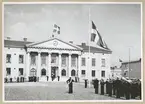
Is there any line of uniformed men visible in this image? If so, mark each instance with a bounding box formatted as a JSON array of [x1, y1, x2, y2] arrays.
[[91, 78, 141, 100]]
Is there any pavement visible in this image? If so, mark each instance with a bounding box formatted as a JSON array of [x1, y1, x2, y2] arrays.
[[4, 82, 126, 101]]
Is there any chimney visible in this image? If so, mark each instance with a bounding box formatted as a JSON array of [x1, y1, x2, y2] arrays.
[[7, 37, 11, 40], [23, 38, 27, 41], [81, 43, 86, 47], [69, 41, 73, 44]]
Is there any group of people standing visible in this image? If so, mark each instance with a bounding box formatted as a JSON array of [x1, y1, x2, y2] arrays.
[[92, 78, 141, 100], [66, 77, 141, 100]]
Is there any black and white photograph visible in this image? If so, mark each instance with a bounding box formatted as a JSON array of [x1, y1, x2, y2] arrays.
[[3, 2, 142, 102]]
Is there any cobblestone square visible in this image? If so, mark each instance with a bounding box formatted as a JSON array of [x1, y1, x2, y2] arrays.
[[4, 82, 123, 101]]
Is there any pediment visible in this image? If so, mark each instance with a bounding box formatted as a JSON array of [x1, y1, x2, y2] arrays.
[[26, 38, 82, 50]]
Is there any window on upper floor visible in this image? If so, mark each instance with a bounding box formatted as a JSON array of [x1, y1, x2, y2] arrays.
[[51, 56, 57, 64], [31, 55, 36, 65], [19, 68, 23, 76], [71, 57, 76, 67], [92, 58, 96, 66], [62, 56, 66, 66], [101, 58, 106, 67], [19, 55, 24, 64], [6, 68, 11, 76], [6, 54, 11, 63], [41, 55, 46, 65], [81, 58, 86, 66]]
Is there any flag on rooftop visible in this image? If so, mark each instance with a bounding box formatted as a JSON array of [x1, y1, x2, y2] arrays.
[[53, 24, 60, 35], [119, 59, 123, 62], [91, 21, 108, 49], [91, 21, 98, 42]]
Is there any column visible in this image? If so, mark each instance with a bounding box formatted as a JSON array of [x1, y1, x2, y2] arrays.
[[26, 52, 30, 81], [46, 53, 49, 80], [37, 52, 41, 79], [58, 53, 62, 78], [78, 54, 81, 78], [68, 53, 72, 77], [48, 53, 51, 81]]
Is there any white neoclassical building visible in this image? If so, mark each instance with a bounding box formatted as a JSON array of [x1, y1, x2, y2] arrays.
[[4, 37, 112, 82]]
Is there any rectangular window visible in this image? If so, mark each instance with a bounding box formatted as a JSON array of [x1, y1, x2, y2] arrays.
[[41, 55, 46, 65], [31, 55, 36, 65], [71, 57, 76, 67], [62, 56, 66, 66], [101, 58, 106, 67], [92, 70, 95, 77], [92, 58, 96, 66], [81, 70, 86, 75], [101, 71, 105, 77], [51, 56, 56, 64], [19, 68, 23, 76], [6, 68, 11, 76], [81, 58, 86, 66], [6, 54, 11, 63], [19, 55, 24, 64]]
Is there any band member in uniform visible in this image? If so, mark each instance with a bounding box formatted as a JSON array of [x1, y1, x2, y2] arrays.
[[17, 77, 19, 83], [57, 76, 60, 81], [93, 78, 99, 94], [105, 79, 109, 95], [84, 79, 88, 88], [120, 78, 125, 97], [47, 76, 49, 81], [66, 77, 74, 94], [115, 77, 121, 98], [75, 77, 77, 82], [138, 79, 141, 99], [130, 79, 138, 99], [51, 73, 54, 81], [100, 79, 105, 95], [108, 79, 113, 96], [112, 79, 116, 95], [124, 80, 131, 100]]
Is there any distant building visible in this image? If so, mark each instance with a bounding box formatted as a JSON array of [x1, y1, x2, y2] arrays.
[[4, 37, 112, 82], [110, 66, 122, 78], [120, 58, 141, 79]]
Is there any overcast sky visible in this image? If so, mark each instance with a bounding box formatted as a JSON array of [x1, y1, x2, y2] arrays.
[[4, 3, 141, 66]]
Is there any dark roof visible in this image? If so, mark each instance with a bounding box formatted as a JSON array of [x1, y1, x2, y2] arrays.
[[122, 58, 141, 64], [4, 40, 32, 48], [77, 45, 112, 54]]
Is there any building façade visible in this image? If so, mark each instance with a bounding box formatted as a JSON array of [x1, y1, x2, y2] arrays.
[[4, 37, 112, 82]]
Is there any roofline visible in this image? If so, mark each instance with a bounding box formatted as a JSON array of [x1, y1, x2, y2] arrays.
[[4, 45, 25, 48], [77, 45, 112, 54], [122, 59, 141, 64], [82, 50, 112, 54], [26, 37, 83, 51]]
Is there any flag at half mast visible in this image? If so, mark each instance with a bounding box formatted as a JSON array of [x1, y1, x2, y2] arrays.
[[91, 21, 108, 49]]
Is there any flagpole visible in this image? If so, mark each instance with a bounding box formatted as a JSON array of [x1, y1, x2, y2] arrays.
[[88, 8, 91, 88], [128, 47, 130, 79]]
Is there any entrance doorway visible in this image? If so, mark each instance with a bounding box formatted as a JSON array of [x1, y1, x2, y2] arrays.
[[29, 68, 37, 82], [51, 67, 58, 81]]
